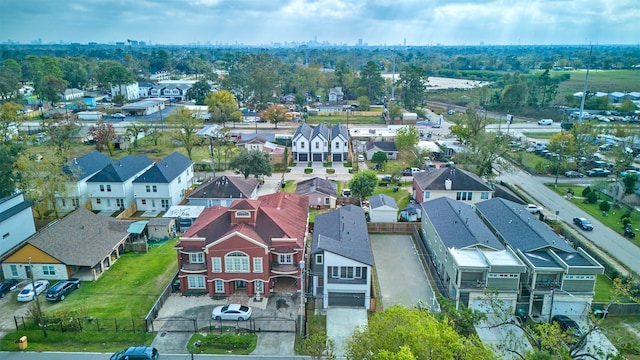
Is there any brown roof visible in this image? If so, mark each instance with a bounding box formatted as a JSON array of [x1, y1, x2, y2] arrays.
[[413, 167, 493, 192], [189, 176, 258, 199], [27, 208, 130, 267], [180, 192, 309, 250], [230, 199, 260, 210]]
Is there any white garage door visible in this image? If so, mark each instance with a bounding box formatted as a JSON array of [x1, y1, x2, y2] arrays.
[[552, 301, 588, 317]]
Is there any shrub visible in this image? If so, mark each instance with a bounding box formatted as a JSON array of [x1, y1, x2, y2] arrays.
[[585, 192, 598, 204], [599, 200, 611, 212], [582, 186, 592, 197], [326, 168, 335, 174], [304, 168, 313, 174]]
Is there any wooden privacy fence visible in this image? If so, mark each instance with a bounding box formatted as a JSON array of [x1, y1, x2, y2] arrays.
[[592, 302, 640, 316], [367, 222, 420, 234]]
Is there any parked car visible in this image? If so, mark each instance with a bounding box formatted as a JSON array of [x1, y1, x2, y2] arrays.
[[573, 217, 594, 231], [525, 204, 543, 214], [357, 154, 365, 162], [586, 168, 611, 177], [538, 119, 554, 125], [551, 315, 583, 338], [111, 112, 126, 119], [110, 346, 159, 360], [564, 170, 584, 178], [0, 279, 19, 298], [17, 280, 50, 302], [211, 304, 252, 321], [341, 189, 352, 197], [46, 278, 81, 302]]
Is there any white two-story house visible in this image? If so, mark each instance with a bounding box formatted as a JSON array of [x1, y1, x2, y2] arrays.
[[413, 167, 494, 205], [330, 123, 349, 162], [292, 123, 312, 162], [0, 192, 36, 257], [133, 152, 194, 212], [86, 155, 154, 211], [310, 205, 373, 309], [310, 123, 330, 162], [57, 150, 113, 213]]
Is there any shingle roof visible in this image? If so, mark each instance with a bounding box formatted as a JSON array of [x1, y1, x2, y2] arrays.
[[133, 152, 193, 184], [27, 208, 130, 267], [181, 193, 308, 251], [475, 197, 574, 253], [331, 123, 348, 140], [422, 197, 503, 250], [312, 123, 330, 141], [189, 176, 258, 199], [369, 194, 398, 209], [311, 205, 373, 265], [87, 155, 153, 183], [63, 150, 113, 180], [413, 167, 493, 191], [366, 141, 397, 152], [0, 193, 33, 223], [295, 177, 337, 197], [293, 123, 313, 140]]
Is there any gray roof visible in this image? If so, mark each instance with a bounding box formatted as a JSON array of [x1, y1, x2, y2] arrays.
[[366, 141, 397, 152], [293, 123, 313, 140], [189, 176, 258, 199], [87, 155, 153, 183], [422, 197, 503, 250], [0, 193, 33, 223], [413, 167, 493, 192], [63, 150, 113, 180], [475, 197, 574, 253], [311, 205, 373, 265], [133, 152, 193, 184], [369, 194, 398, 209], [312, 123, 330, 141], [27, 208, 131, 267], [295, 177, 337, 197], [331, 123, 349, 140]]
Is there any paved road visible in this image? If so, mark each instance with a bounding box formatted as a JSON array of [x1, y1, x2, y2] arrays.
[[0, 352, 311, 359], [497, 168, 640, 276]]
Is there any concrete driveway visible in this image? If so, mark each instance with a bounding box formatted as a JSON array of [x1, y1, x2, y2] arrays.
[[326, 308, 368, 357], [475, 316, 533, 359]]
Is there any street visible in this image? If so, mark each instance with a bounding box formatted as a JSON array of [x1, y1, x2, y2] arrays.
[[0, 352, 312, 360]]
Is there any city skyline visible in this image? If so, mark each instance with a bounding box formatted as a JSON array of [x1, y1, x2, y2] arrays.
[[1, 0, 639, 46]]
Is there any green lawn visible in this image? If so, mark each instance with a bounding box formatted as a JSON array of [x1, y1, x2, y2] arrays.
[[522, 132, 559, 140], [42, 239, 178, 319], [306, 114, 385, 126], [552, 70, 640, 96], [598, 315, 640, 360]]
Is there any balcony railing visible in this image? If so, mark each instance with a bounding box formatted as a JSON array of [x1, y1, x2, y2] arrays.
[[180, 263, 207, 272], [270, 263, 298, 275], [327, 277, 368, 285], [459, 280, 486, 289]]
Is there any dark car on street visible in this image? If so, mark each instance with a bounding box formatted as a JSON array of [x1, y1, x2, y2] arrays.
[[564, 170, 584, 178], [0, 279, 19, 298], [110, 346, 159, 360], [586, 168, 611, 177], [573, 217, 594, 231], [46, 278, 80, 301]]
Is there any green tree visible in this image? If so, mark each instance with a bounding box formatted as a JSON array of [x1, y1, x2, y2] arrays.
[[166, 107, 203, 160], [96, 61, 135, 90], [228, 150, 272, 179], [260, 105, 288, 129], [623, 173, 638, 195], [599, 200, 611, 213], [386, 102, 403, 122], [450, 105, 491, 145], [436, 296, 487, 337], [0, 60, 21, 100], [39, 75, 67, 106], [358, 61, 385, 103], [0, 144, 21, 197], [205, 90, 240, 127], [349, 170, 379, 202], [618, 99, 638, 114], [88, 120, 116, 155], [41, 117, 81, 153], [346, 305, 495, 360], [398, 65, 428, 111], [371, 151, 388, 169], [301, 332, 336, 360], [125, 122, 149, 148], [395, 125, 420, 153], [186, 79, 212, 105], [0, 102, 22, 144]]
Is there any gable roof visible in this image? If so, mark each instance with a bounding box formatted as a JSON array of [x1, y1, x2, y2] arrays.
[[63, 150, 113, 180], [87, 154, 153, 183], [189, 176, 258, 199], [293, 123, 313, 140], [369, 194, 398, 209], [413, 167, 493, 192], [422, 197, 504, 250], [475, 197, 574, 253], [181, 192, 309, 250], [312, 123, 330, 140], [237, 136, 268, 145], [26, 208, 130, 267], [311, 205, 373, 265], [331, 123, 349, 140], [366, 141, 398, 152], [0, 193, 33, 223], [133, 152, 193, 184], [295, 177, 337, 197]]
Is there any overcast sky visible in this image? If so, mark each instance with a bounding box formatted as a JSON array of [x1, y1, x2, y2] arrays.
[[1, 0, 638, 46]]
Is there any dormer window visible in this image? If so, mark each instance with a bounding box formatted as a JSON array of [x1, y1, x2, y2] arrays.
[[235, 210, 250, 218]]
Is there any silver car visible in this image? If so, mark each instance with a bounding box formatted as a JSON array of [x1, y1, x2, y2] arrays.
[[211, 304, 252, 321]]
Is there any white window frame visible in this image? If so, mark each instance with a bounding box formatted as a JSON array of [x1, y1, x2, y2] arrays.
[[481, 192, 490, 199], [10, 264, 18, 277], [225, 252, 250, 272], [279, 254, 293, 264], [190, 253, 204, 264], [42, 265, 56, 276], [315, 254, 323, 265], [212, 257, 222, 273], [253, 258, 263, 273], [214, 279, 224, 293], [187, 275, 206, 289], [255, 280, 264, 293]]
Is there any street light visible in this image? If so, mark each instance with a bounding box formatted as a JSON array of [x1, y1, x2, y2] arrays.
[[548, 287, 574, 323], [27, 257, 47, 338], [190, 339, 202, 360]]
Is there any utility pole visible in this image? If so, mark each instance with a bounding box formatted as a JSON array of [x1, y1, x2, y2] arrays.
[[209, 135, 216, 178], [28, 257, 47, 338], [299, 260, 305, 337]]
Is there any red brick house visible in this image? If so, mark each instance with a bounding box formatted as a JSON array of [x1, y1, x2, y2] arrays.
[[175, 192, 309, 298]]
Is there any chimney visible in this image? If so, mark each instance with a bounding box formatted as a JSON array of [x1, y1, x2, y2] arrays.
[[445, 179, 452, 190]]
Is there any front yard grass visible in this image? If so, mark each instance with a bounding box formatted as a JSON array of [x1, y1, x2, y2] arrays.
[[598, 315, 640, 359], [188, 332, 257, 355]]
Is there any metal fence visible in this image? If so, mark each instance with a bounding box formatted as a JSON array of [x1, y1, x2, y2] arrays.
[[14, 315, 148, 333], [144, 270, 177, 330]]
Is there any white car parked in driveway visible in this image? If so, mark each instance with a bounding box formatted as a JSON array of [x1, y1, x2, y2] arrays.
[[17, 280, 49, 302], [211, 304, 252, 321]]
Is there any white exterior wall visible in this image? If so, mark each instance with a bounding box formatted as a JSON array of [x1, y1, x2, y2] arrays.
[[292, 134, 309, 161], [1, 262, 68, 281], [134, 167, 193, 211], [322, 252, 371, 310], [111, 83, 140, 100], [0, 201, 36, 256], [332, 135, 347, 153], [422, 190, 492, 205], [369, 206, 397, 222]]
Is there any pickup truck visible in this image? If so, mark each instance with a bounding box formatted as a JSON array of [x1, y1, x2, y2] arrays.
[[400, 168, 423, 176]]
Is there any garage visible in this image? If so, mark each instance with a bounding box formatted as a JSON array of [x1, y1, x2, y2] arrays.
[[328, 292, 366, 307], [298, 153, 308, 162], [332, 153, 343, 162], [552, 300, 588, 317], [312, 153, 323, 162]]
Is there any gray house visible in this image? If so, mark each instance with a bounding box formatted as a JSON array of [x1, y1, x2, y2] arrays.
[[365, 141, 398, 160], [295, 177, 337, 208], [188, 176, 258, 208], [310, 205, 373, 309], [476, 198, 604, 319], [368, 194, 398, 222], [421, 197, 526, 311]]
